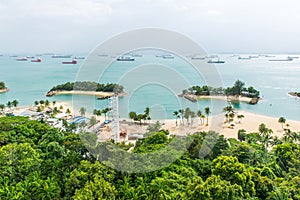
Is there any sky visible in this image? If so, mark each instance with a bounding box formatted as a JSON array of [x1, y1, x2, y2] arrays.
[[0, 0, 300, 54]]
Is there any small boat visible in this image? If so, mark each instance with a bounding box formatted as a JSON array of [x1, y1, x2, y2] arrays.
[[16, 57, 28, 61], [62, 59, 77, 64], [52, 55, 72, 58], [207, 59, 225, 64], [31, 58, 42, 62], [162, 55, 175, 59], [116, 56, 135, 61], [269, 57, 293, 61], [74, 56, 85, 59], [26, 56, 35, 59], [238, 56, 251, 60], [249, 56, 259, 59], [288, 56, 299, 59]]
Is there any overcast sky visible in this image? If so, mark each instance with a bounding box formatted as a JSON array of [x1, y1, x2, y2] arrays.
[[0, 0, 300, 54]]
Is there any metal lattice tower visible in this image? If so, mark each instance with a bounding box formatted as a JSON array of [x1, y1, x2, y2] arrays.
[[109, 95, 120, 142]]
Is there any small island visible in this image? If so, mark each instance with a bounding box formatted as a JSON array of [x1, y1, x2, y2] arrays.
[[0, 82, 9, 93], [289, 92, 300, 98], [179, 80, 261, 104], [46, 81, 125, 98]]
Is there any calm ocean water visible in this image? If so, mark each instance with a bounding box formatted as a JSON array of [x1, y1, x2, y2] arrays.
[[1, 53, 300, 120]]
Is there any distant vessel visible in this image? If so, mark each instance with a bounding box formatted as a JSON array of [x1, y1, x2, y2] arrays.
[[191, 56, 205, 60], [131, 54, 143, 57], [26, 56, 35, 59], [207, 59, 225, 64], [162, 55, 175, 59], [74, 56, 85, 59], [16, 57, 28, 61], [288, 56, 299, 59], [52, 55, 72, 58], [269, 57, 293, 61], [238, 56, 251, 60], [249, 56, 259, 59], [31, 58, 42, 62], [116, 56, 135, 61], [62, 59, 77, 64]]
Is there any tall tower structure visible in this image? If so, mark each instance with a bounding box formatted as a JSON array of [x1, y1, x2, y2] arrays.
[[109, 95, 120, 142]]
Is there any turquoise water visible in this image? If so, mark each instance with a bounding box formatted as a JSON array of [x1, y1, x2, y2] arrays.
[[1, 54, 300, 120]]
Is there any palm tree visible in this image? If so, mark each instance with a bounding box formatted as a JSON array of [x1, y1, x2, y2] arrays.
[[204, 107, 210, 126], [80, 107, 86, 116], [237, 114, 245, 123], [90, 116, 97, 130], [173, 111, 179, 126], [102, 108, 110, 120], [39, 100, 45, 105], [144, 107, 150, 124], [12, 99, 19, 107], [178, 109, 184, 125], [0, 104, 5, 112], [258, 123, 273, 149], [45, 99, 50, 107], [184, 107, 192, 125], [197, 110, 203, 125], [278, 117, 286, 130], [66, 108, 71, 115], [6, 101, 12, 109], [94, 109, 102, 120], [129, 111, 137, 124], [52, 101, 56, 106], [34, 101, 39, 106]]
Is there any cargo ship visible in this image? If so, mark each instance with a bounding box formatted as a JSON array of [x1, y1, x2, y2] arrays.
[[116, 56, 135, 61], [207, 59, 225, 64], [52, 55, 72, 58], [16, 57, 28, 61], [31, 58, 42, 62], [62, 59, 77, 64], [269, 57, 293, 61]]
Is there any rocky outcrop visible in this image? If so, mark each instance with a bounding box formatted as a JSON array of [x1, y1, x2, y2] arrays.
[[46, 90, 58, 97]]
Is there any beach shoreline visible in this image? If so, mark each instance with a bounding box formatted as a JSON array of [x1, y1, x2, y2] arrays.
[[179, 93, 260, 104], [0, 88, 9, 93]]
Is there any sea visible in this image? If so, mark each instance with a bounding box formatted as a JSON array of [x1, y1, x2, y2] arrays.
[[1, 53, 300, 121]]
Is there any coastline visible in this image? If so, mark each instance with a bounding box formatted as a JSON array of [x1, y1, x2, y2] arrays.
[[46, 90, 126, 98], [161, 110, 300, 139], [179, 94, 260, 104], [0, 88, 9, 93], [7, 101, 299, 141]]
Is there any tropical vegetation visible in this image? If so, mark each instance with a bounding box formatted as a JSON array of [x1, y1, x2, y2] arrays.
[[49, 81, 124, 94], [0, 116, 299, 199], [182, 80, 260, 98]]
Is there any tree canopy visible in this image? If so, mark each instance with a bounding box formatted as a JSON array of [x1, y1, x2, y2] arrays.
[[0, 116, 299, 199]]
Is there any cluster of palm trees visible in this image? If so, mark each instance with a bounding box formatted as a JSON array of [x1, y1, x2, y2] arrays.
[[223, 105, 244, 126], [128, 107, 151, 126], [92, 108, 110, 120], [173, 107, 211, 126], [0, 99, 19, 113], [34, 100, 67, 114]]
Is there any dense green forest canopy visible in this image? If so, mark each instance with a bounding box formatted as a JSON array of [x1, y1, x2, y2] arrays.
[[49, 81, 124, 93], [0, 82, 6, 90], [183, 80, 260, 98], [0, 116, 299, 199]]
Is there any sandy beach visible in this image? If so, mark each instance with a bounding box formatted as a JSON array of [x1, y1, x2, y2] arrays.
[[0, 88, 9, 93], [197, 95, 253, 103], [162, 110, 300, 139], [12, 100, 298, 141]]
